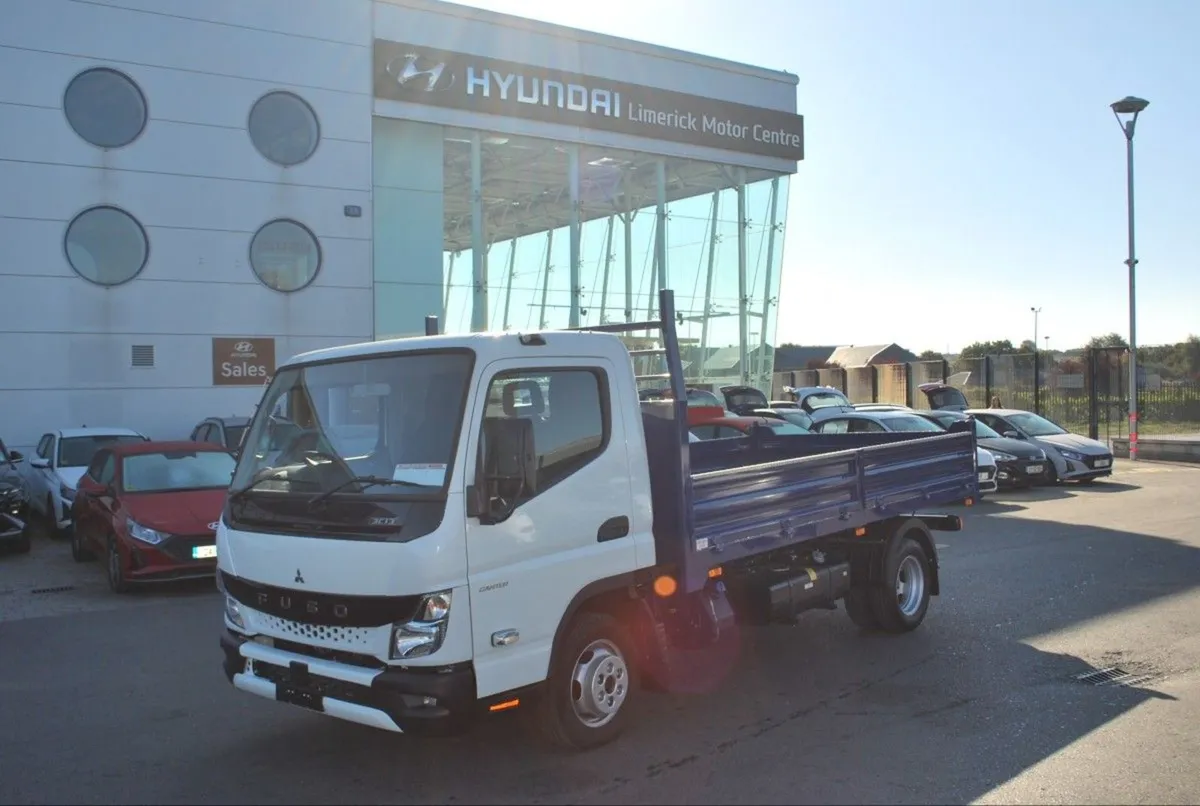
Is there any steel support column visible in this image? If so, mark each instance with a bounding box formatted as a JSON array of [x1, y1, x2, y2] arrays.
[[598, 216, 615, 323], [736, 169, 749, 384], [698, 190, 720, 381], [756, 178, 781, 387], [501, 240, 517, 331], [567, 145, 582, 328], [470, 132, 488, 332]]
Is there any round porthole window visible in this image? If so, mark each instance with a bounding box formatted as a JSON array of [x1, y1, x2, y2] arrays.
[[247, 91, 320, 166], [249, 219, 322, 292], [64, 206, 150, 287], [63, 67, 148, 148]]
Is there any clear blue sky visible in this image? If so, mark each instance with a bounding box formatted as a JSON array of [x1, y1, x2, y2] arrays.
[[463, 0, 1198, 353]]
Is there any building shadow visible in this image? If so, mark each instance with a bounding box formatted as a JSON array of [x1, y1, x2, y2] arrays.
[[152, 515, 1199, 806]]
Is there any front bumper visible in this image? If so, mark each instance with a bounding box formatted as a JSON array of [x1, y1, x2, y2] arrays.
[[220, 629, 477, 735], [1, 512, 26, 543], [977, 465, 999, 494], [995, 458, 1051, 487], [124, 534, 217, 582], [1059, 454, 1115, 481]]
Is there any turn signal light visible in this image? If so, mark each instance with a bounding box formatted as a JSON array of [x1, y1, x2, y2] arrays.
[[964, 497, 974, 507], [489, 698, 520, 712], [854, 527, 867, 537], [707, 567, 723, 579]]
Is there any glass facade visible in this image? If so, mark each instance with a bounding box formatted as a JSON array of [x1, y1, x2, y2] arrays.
[[374, 120, 789, 395]]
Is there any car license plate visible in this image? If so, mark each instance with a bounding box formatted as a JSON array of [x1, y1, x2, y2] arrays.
[[192, 544, 217, 559], [1026, 464, 1044, 474], [977, 471, 989, 482], [1094, 458, 1111, 468]]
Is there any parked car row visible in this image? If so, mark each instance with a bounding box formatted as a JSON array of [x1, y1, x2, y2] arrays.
[[0, 413, 263, 585]]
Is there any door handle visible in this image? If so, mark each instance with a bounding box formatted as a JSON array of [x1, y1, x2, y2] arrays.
[[597, 516, 630, 542]]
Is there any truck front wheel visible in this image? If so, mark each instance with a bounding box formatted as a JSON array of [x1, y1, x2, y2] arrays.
[[535, 611, 638, 751], [871, 536, 932, 633]]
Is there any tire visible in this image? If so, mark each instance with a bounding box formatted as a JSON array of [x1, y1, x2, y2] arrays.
[[71, 522, 94, 562], [106, 536, 130, 594], [843, 586, 880, 629], [870, 536, 932, 634], [534, 612, 638, 751]]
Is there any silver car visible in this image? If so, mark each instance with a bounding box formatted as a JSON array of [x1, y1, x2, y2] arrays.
[[965, 409, 1114, 483]]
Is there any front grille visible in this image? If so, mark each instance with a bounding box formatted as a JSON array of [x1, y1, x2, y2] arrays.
[[1086, 455, 1114, 469], [250, 659, 374, 706], [249, 610, 378, 654], [273, 637, 385, 669], [159, 533, 216, 563]]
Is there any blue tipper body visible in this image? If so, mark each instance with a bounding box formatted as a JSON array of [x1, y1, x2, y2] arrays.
[[574, 289, 980, 596]]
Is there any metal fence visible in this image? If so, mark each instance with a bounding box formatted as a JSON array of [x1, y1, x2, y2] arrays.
[[772, 349, 1200, 440]]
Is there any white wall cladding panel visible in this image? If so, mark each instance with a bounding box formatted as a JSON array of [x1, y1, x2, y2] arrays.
[[0, 161, 369, 240], [80, 0, 373, 46], [373, 1, 797, 112], [0, 331, 368, 393], [0, 216, 372, 289], [4, 0, 367, 94], [0, 47, 371, 144], [0, 106, 372, 192], [0, 276, 372, 340]]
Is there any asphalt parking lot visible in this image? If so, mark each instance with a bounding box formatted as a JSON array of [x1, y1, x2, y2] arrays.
[[2, 460, 1199, 806]]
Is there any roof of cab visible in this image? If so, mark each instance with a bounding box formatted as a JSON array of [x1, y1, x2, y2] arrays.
[[283, 330, 633, 369]]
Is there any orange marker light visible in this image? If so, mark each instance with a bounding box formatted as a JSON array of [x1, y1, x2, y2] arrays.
[[854, 527, 867, 537], [653, 575, 678, 597], [964, 497, 974, 507], [489, 698, 520, 712], [707, 566, 723, 579]]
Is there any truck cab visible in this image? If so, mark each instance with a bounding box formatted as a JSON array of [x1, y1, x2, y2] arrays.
[[217, 292, 978, 751]]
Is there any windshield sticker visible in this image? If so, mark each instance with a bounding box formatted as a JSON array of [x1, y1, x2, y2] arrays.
[[393, 463, 447, 486]]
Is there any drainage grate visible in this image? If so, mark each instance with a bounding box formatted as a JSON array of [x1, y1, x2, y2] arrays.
[[1073, 666, 1157, 688], [30, 585, 75, 595]]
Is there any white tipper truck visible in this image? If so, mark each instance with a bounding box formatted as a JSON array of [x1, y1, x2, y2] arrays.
[[217, 290, 978, 750]]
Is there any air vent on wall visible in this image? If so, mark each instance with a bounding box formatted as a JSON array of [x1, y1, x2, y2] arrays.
[[131, 344, 155, 368]]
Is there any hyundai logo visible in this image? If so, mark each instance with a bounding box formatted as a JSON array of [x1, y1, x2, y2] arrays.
[[385, 53, 456, 92], [233, 341, 254, 353], [207, 521, 220, 531]]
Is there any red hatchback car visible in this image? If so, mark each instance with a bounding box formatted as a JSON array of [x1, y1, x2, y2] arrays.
[[70, 441, 236, 593]]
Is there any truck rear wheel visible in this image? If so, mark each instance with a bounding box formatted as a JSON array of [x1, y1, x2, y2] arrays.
[[870, 536, 932, 633], [843, 587, 879, 629], [535, 611, 637, 751]]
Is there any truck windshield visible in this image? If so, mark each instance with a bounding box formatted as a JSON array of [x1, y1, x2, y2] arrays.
[[229, 350, 473, 502]]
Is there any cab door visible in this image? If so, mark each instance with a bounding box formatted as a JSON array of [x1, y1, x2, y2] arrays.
[[463, 357, 639, 698]]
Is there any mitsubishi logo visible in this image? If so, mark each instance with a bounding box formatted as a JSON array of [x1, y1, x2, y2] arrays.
[[294, 569, 305, 584], [385, 53, 455, 92]]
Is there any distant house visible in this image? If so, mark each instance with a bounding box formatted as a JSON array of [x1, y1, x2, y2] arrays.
[[827, 343, 919, 368], [773, 345, 838, 371]]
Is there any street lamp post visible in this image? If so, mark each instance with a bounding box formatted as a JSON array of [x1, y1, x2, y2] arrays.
[[1031, 307, 1041, 413], [1111, 95, 1149, 461]]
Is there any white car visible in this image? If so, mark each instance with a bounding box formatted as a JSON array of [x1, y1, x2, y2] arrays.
[[810, 408, 998, 496], [19, 427, 149, 537]]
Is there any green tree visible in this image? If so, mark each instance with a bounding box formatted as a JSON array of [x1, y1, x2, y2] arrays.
[[1085, 332, 1129, 350], [1018, 339, 1037, 353], [917, 350, 946, 361], [959, 340, 1016, 359]]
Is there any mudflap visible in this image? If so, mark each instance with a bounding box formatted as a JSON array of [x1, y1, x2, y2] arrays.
[[632, 581, 742, 695]]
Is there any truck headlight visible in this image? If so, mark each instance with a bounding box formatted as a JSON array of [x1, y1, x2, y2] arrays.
[[127, 518, 167, 545], [390, 591, 452, 660], [224, 595, 247, 631]]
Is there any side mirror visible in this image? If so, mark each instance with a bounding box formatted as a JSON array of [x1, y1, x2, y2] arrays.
[[7, 450, 22, 463], [1003, 430, 1022, 439], [468, 418, 537, 524], [30, 457, 49, 469]]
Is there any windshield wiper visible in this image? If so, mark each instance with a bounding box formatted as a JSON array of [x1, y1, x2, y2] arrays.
[[307, 475, 429, 509], [229, 469, 316, 502]]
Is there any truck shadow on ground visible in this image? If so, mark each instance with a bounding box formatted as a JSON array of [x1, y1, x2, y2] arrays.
[[186, 512, 1198, 806]]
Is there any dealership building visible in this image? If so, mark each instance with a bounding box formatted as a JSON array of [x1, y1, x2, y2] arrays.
[[0, 0, 804, 452]]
